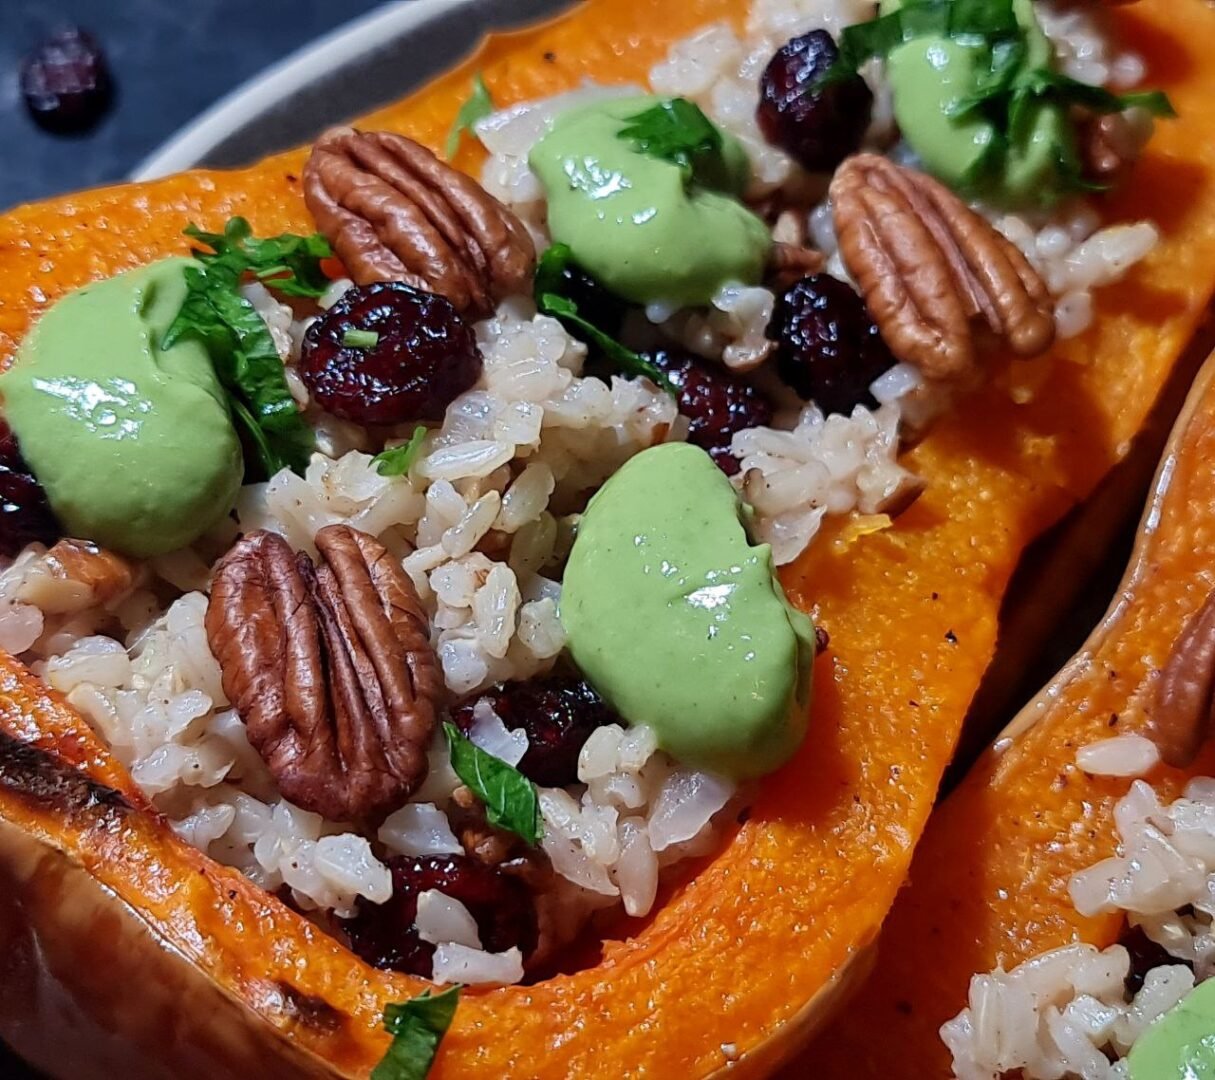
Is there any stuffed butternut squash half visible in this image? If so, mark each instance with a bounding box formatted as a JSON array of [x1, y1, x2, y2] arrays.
[[811, 350, 1215, 1080], [0, 0, 1214, 1077]]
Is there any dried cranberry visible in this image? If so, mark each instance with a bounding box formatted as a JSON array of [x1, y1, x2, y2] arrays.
[[300, 282, 482, 425], [644, 348, 773, 476], [0, 422, 58, 557], [342, 854, 537, 977], [1119, 922, 1188, 995], [452, 676, 619, 787], [767, 274, 894, 416], [20, 28, 114, 135], [757, 30, 872, 172]]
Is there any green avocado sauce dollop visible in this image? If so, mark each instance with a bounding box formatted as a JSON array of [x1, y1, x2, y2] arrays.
[[559, 442, 816, 780], [529, 95, 772, 307], [1, 258, 243, 557], [1128, 976, 1215, 1079], [882, 0, 1072, 205]]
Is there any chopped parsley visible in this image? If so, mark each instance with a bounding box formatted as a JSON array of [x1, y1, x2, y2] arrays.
[[371, 986, 461, 1080], [821, 0, 1174, 196], [372, 425, 427, 477], [164, 217, 332, 478], [446, 72, 494, 159], [444, 722, 542, 845], [534, 244, 674, 393], [824, 0, 1022, 81], [618, 97, 724, 183], [342, 329, 381, 349]]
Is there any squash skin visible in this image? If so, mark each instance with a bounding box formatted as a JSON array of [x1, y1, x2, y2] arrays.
[[807, 358, 1215, 1078], [0, 762, 338, 1080], [0, 0, 1214, 1077]]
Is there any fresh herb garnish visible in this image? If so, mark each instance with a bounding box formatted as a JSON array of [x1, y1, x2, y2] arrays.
[[372, 425, 427, 477], [825, 0, 1022, 82], [342, 329, 381, 349], [444, 722, 542, 845], [534, 244, 674, 393], [178, 217, 333, 298], [989, 69, 1176, 121], [822, 0, 1174, 198], [619, 97, 724, 182], [371, 986, 461, 1080], [164, 217, 332, 478], [446, 72, 494, 159]]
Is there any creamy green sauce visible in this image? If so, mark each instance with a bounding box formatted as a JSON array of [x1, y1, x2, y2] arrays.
[[1128, 977, 1215, 1079], [1, 258, 243, 557], [559, 443, 815, 780], [883, 0, 1074, 205], [529, 95, 771, 307]]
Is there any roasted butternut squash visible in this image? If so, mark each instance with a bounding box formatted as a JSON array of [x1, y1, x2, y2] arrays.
[[808, 358, 1215, 1080], [2, 1, 1215, 1078]]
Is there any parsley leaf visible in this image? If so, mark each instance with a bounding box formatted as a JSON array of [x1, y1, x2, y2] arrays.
[[618, 97, 724, 182], [824, 0, 1174, 201], [343, 329, 380, 348], [827, 0, 1020, 83], [533, 245, 675, 393], [446, 73, 494, 159], [372, 986, 461, 1080], [373, 425, 427, 477], [1013, 70, 1176, 118], [164, 218, 331, 478], [182, 217, 332, 298], [444, 722, 542, 845]]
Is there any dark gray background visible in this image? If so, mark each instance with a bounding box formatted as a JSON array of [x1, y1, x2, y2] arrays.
[[0, 0, 384, 209], [0, 6, 385, 1073]]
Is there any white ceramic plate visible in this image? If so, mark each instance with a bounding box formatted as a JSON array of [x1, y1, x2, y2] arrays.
[[133, 0, 575, 180]]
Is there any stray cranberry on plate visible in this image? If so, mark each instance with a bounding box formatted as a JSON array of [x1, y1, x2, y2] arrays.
[[21, 28, 114, 135], [767, 274, 895, 417], [300, 282, 482, 425], [757, 30, 872, 172]]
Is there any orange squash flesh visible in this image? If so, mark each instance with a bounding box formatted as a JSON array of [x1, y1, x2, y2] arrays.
[[0, 0, 1214, 1077], [808, 350, 1215, 1079]]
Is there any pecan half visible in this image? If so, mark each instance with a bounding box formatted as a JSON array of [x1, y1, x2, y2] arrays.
[[768, 241, 826, 289], [450, 784, 522, 868], [1147, 589, 1215, 768], [831, 154, 1055, 379], [1078, 111, 1147, 187], [205, 525, 442, 822], [16, 538, 139, 615], [303, 126, 535, 318]]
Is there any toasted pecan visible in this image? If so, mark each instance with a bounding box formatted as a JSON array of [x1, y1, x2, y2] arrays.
[[1078, 111, 1149, 187], [831, 154, 1055, 379], [1147, 589, 1215, 768], [15, 539, 140, 615], [205, 525, 442, 822], [303, 127, 535, 318]]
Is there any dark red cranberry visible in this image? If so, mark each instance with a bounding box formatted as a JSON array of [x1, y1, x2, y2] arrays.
[[0, 422, 58, 557], [300, 282, 482, 425], [20, 28, 114, 135], [644, 348, 773, 476], [767, 274, 894, 416], [342, 854, 537, 977], [452, 676, 619, 788], [1119, 922, 1188, 995], [757, 30, 872, 172]]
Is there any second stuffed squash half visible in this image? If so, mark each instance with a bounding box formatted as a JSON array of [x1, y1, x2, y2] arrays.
[[2, 0, 1215, 1077]]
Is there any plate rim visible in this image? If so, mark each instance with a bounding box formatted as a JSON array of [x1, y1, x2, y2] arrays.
[[131, 0, 478, 181]]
